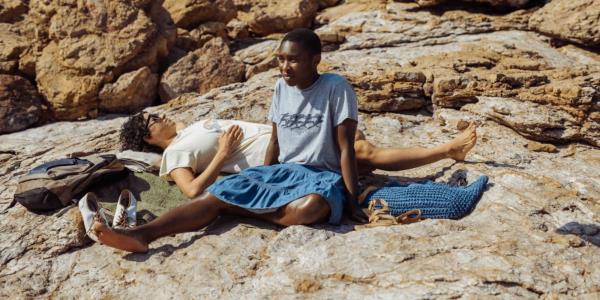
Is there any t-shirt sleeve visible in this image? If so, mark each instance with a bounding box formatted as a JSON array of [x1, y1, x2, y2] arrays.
[[332, 78, 359, 126], [159, 150, 196, 181], [268, 81, 280, 123]]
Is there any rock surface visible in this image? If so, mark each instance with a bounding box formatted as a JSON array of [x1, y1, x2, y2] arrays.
[[529, 0, 600, 47], [235, 0, 320, 36], [1, 71, 599, 297], [0, 23, 27, 74], [163, 0, 236, 29], [0, 74, 42, 134], [314, 3, 599, 146], [414, 0, 530, 8], [99, 67, 158, 113], [159, 38, 246, 102], [0, 0, 28, 23], [176, 22, 229, 51], [26, 0, 174, 120], [1, 0, 600, 298]]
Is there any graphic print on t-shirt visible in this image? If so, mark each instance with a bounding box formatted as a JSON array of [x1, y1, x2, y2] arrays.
[[279, 113, 323, 129]]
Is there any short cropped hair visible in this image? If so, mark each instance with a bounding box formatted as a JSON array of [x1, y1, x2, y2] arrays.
[[119, 112, 162, 153], [281, 28, 321, 56]]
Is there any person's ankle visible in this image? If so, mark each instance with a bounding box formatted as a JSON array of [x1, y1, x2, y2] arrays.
[[439, 144, 453, 159]]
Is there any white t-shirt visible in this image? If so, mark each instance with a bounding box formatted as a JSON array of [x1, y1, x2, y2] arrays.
[[159, 119, 271, 181]]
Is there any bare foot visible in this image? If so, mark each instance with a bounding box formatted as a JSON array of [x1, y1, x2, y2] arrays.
[[92, 221, 149, 253], [447, 122, 477, 161]]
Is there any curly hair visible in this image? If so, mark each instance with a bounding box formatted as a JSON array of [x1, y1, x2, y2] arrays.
[[119, 112, 162, 153]]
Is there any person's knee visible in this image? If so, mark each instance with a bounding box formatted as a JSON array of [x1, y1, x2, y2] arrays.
[[355, 140, 375, 162], [292, 194, 331, 225], [198, 193, 229, 213]]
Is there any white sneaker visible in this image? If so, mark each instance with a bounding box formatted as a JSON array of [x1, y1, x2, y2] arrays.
[[78, 192, 110, 242], [112, 189, 137, 229]]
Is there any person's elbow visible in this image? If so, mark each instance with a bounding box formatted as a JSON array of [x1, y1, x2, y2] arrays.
[[181, 184, 204, 198]]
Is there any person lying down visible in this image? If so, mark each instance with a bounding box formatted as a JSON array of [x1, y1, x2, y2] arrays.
[[119, 112, 478, 199]]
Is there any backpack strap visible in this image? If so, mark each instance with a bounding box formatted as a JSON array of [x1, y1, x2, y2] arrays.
[[2, 198, 18, 214], [54, 201, 77, 218]]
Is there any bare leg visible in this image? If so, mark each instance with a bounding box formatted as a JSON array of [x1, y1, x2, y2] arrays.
[[260, 194, 331, 226], [92, 193, 331, 253], [356, 123, 477, 172]]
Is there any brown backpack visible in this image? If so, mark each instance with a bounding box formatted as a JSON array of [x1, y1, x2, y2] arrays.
[[13, 154, 126, 211]]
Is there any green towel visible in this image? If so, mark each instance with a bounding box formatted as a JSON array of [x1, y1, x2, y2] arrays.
[[87, 171, 192, 220]]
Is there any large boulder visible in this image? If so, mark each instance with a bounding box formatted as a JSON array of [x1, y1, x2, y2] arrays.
[[407, 41, 600, 147], [234, 39, 279, 79], [29, 0, 174, 120], [0, 23, 27, 74], [529, 0, 600, 47], [159, 38, 246, 102], [0, 74, 42, 134], [98, 66, 158, 113], [235, 0, 319, 36], [163, 0, 236, 29]]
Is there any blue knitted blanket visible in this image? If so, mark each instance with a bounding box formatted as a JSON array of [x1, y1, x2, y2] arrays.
[[363, 176, 489, 219]]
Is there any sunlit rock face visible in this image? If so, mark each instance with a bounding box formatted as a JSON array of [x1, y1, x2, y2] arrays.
[[529, 0, 600, 47], [0, 0, 599, 298], [7, 0, 175, 120], [0, 74, 42, 134], [159, 38, 246, 102]]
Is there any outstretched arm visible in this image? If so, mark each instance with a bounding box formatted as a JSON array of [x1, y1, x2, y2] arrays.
[[336, 118, 368, 223], [264, 122, 279, 165], [171, 125, 243, 198]]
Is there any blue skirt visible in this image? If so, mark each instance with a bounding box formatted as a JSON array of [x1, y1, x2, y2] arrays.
[[207, 164, 346, 225]]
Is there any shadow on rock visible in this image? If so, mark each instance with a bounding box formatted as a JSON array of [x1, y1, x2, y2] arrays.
[[122, 216, 278, 261], [556, 222, 600, 247], [123, 232, 208, 262], [406, 0, 546, 16]]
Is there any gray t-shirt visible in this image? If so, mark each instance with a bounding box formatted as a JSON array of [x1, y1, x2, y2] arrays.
[[268, 73, 358, 172]]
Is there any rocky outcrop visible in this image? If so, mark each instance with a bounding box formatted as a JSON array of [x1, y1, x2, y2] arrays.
[[316, 2, 531, 51], [529, 0, 600, 47], [315, 0, 387, 25], [159, 38, 246, 102], [0, 23, 27, 74], [99, 67, 158, 113], [24, 0, 175, 120], [163, 0, 236, 29], [0, 74, 42, 134], [235, 0, 319, 36], [414, 0, 530, 8]]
